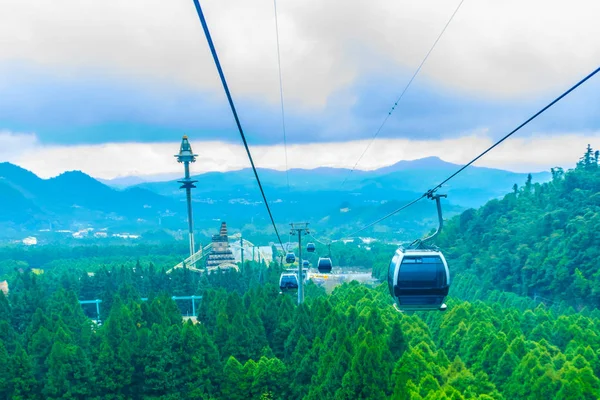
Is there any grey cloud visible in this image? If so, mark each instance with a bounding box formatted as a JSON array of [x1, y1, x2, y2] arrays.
[[1, 0, 599, 111]]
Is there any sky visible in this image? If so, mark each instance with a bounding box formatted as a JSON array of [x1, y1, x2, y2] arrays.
[[0, 0, 599, 179]]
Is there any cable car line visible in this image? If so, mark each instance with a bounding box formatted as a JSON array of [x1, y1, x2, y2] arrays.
[[272, 0, 294, 253], [339, 0, 466, 189], [339, 65, 600, 239], [191, 0, 284, 249], [308, 232, 332, 246], [342, 195, 426, 239], [426, 66, 600, 197], [273, 0, 291, 194]]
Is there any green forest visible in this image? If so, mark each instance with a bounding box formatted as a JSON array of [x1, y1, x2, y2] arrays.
[[437, 145, 600, 309], [0, 146, 599, 399]]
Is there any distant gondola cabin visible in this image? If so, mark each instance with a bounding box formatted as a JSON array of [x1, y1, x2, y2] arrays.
[[317, 257, 332, 273], [285, 252, 296, 264], [279, 273, 299, 291]]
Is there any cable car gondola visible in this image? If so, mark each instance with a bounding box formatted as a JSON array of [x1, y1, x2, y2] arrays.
[[306, 243, 316, 253], [302, 260, 310, 268], [285, 252, 296, 264], [279, 273, 299, 292], [388, 248, 449, 311], [317, 257, 332, 273], [388, 193, 450, 312]]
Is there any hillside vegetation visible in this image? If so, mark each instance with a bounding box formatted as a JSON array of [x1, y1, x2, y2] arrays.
[[437, 145, 600, 309], [2, 262, 600, 399], [0, 148, 598, 399]]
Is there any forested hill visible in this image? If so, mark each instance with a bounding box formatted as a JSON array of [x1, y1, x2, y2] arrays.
[[1, 148, 599, 399], [437, 145, 600, 309], [3, 265, 600, 399]]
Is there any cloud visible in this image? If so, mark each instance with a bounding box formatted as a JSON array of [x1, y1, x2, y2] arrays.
[[0, 130, 39, 160], [1, 0, 599, 108], [3, 131, 599, 180], [1, 0, 600, 148], [1, 62, 598, 147]]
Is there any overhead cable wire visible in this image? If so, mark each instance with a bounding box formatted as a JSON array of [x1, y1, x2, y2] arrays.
[[339, 66, 600, 240], [339, 0, 465, 188], [273, 0, 292, 253], [342, 195, 426, 239], [425, 66, 600, 196], [309, 232, 332, 246], [273, 0, 291, 193], [191, 0, 284, 249]]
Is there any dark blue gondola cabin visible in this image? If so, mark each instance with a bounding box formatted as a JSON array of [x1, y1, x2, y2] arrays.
[[388, 248, 450, 311], [285, 252, 296, 264], [279, 273, 299, 291], [317, 257, 332, 273]]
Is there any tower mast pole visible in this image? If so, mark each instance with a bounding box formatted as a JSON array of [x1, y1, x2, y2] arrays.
[[175, 136, 198, 260], [184, 162, 195, 257], [290, 222, 309, 305], [298, 229, 303, 304]]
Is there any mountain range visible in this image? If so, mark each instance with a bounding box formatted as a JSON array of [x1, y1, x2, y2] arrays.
[[0, 162, 179, 238], [131, 157, 549, 208], [0, 158, 550, 241]]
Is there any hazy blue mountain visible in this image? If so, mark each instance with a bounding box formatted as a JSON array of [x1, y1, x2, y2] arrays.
[[0, 158, 551, 241], [99, 173, 180, 188], [136, 157, 550, 208], [0, 163, 181, 236], [130, 157, 549, 240], [0, 179, 42, 225]]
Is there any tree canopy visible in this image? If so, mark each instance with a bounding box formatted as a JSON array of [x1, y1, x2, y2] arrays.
[[0, 146, 599, 399]]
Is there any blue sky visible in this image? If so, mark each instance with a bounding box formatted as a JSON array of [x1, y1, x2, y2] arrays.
[[0, 0, 599, 178]]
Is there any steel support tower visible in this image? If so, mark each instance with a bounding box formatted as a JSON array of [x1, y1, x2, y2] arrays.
[[290, 222, 310, 304], [175, 136, 198, 259]]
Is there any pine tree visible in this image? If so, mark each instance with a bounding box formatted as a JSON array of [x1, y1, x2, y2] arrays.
[[391, 343, 442, 400], [578, 144, 595, 169], [9, 345, 39, 400], [27, 322, 53, 383], [140, 325, 177, 398], [478, 332, 508, 375], [43, 328, 93, 399], [556, 364, 586, 400], [337, 332, 387, 399], [94, 299, 136, 399], [387, 320, 407, 363], [418, 375, 440, 398], [252, 356, 287, 399], [221, 356, 247, 400], [173, 322, 221, 399], [292, 336, 321, 398], [0, 342, 10, 398]]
